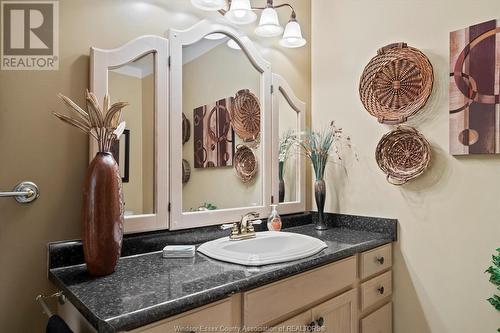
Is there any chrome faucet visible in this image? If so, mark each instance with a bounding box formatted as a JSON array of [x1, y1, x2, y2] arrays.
[[225, 212, 260, 240]]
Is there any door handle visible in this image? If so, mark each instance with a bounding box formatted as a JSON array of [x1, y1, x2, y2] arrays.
[[0, 181, 39, 204]]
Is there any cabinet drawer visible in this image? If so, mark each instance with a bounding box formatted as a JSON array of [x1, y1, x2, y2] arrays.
[[243, 257, 356, 328], [361, 302, 392, 333], [360, 271, 392, 311], [360, 244, 392, 280], [264, 310, 312, 332], [132, 296, 240, 333]]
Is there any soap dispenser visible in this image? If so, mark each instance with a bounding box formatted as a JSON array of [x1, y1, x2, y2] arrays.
[[267, 204, 282, 231]]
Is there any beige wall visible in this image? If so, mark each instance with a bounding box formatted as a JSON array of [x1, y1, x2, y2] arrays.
[[0, 1, 310, 331], [312, 1, 500, 332]]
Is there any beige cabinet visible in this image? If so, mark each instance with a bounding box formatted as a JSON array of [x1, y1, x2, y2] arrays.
[[360, 302, 392, 333], [311, 289, 358, 333], [266, 289, 358, 333], [243, 257, 356, 328]]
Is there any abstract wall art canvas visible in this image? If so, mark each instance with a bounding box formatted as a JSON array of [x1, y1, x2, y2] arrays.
[[193, 97, 235, 168], [450, 19, 500, 155]]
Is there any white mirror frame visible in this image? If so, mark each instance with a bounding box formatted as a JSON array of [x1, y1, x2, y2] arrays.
[[272, 74, 306, 214], [168, 20, 273, 230], [90, 35, 169, 233]]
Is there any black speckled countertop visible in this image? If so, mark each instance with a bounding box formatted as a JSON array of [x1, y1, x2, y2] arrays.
[[48, 212, 397, 332]]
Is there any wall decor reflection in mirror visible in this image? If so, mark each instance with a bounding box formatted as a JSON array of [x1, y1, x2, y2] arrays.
[[181, 32, 263, 213], [111, 129, 130, 183], [193, 96, 235, 168]]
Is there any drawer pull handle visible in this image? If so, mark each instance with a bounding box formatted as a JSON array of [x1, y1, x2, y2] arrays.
[[307, 321, 316, 332], [376, 256, 385, 265], [307, 317, 325, 331], [378, 286, 385, 295]]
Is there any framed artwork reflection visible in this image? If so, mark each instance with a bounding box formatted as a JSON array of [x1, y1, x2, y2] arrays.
[[111, 129, 130, 182]]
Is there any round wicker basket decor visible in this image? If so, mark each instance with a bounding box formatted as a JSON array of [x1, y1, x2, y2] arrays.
[[234, 145, 258, 183], [230, 89, 261, 142], [182, 113, 190, 145], [182, 159, 191, 184], [359, 42, 434, 124], [375, 126, 431, 185]]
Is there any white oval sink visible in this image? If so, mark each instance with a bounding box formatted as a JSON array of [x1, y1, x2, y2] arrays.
[[197, 231, 328, 266]]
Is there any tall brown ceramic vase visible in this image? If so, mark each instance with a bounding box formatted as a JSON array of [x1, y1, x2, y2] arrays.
[[82, 152, 124, 276]]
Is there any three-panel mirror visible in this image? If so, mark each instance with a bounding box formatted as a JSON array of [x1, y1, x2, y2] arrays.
[[91, 21, 304, 232]]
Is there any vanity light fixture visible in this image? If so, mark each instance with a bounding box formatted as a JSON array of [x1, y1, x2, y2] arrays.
[[193, 0, 306, 48], [191, 0, 226, 11]]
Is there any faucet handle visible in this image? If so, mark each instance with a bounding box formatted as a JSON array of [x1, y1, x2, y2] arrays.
[[220, 224, 234, 230], [248, 211, 259, 218]]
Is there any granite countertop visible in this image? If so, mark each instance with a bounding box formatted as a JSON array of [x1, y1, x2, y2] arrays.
[[48, 213, 397, 332]]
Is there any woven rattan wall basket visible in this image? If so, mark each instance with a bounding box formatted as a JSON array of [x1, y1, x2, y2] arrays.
[[230, 89, 261, 142], [375, 126, 431, 185], [359, 42, 434, 124], [182, 113, 190, 145], [234, 145, 258, 183], [182, 159, 191, 184]]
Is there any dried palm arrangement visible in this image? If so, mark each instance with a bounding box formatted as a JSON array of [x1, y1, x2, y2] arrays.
[[296, 121, 351, 181], [375, 126, 431, 185], [53, 90, 128, 152], [296, 121, 355, 230], [278, 130, 297, 182], [359, 42, 434, 124]]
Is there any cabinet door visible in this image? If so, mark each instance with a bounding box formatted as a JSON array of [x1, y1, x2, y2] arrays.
[[264, 310, 312, 332], [311, 289, 358, 333]]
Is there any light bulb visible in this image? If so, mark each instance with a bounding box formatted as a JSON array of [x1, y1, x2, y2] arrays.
[[234, 9, 246, 18]]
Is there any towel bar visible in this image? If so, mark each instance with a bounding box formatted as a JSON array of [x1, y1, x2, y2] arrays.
[[36, 292, 66, 317], [0, 181, 39, 204]]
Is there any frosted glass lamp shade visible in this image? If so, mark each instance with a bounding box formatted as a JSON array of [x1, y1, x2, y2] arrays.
[[190, 0, 225, 11], [224, 0, 256, 25], [280, 20, 306, 48], [255, 7, 283, 37]]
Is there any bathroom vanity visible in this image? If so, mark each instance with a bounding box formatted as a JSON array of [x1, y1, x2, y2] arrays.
[[48, 19, 396, 333], [48, 213, 396, 333]]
